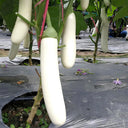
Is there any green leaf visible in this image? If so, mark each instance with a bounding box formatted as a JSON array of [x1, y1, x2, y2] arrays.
[[0, 0, 18, 32], [41, 125, 48, 128], [41, 104, 46, 109], [84, 13, 97, 19], [77, 4, 83, 10], [111, 0, 128, 7], [36, 109, 42, 116], [74, 11, 87, 35], [48, 6, 60, 33], [107, 5, 117, 17], [114, 7, 128, 21], [10, 124, 15, 128], [24, 107, 31, 113], [25, 123, 30, 128]]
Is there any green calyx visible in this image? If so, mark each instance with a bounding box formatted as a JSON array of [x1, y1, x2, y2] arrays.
[[42, 11, 58, 39], [42, 26, 58, 39]]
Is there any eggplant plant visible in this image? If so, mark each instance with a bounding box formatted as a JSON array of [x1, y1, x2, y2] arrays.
[[84, 0, 127, 62], [0, 0, 86, 127], [0, 0, 128, 127]]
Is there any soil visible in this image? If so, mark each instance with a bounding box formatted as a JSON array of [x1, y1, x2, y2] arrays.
[[2, 92, 51, 128], [1, 49, 128, 58]]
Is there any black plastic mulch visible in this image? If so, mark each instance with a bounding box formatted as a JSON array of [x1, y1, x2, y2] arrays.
[[1, 62, 128, 127]]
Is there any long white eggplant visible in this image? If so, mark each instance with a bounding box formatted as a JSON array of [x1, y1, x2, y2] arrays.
[[100, 7, 109, 52], [23, 32, 30, 49], [11, 0, 32, 44], [40, 38, 66, 126], [61, 12, 76, 69], [9, 43, 20, 60]]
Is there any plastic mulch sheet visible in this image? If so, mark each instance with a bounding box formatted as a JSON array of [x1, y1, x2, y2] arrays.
[[1, 62, 128, 128]]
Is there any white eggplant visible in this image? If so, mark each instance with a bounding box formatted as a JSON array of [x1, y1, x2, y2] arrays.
[[9, 43, 20, 60], [92, 20, 99, 37], [11, 0, 32, 44], [101, 7, 108, 23], [126, 25, 128, 40], [40, 38, 66, 126], [80, 0, 89, 10], [100, 7, 109, 52], [61, 12, 76, 69], [23, 32, 30, 49], [104, 0, 110, 6]]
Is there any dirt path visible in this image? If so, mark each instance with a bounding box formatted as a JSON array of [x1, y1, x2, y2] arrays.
[[1, 49, 128, 58]]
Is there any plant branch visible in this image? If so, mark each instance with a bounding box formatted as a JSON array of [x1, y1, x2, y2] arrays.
[[28, 29, 33, 66], [93, 1, 102, 63], [89, 35, 96, 44], [16, 13, 35, 27], [35, 68, 41, 78], [27, 69, 42, 125], [38, 0, 49, 48], [27, 82, 43, 125]]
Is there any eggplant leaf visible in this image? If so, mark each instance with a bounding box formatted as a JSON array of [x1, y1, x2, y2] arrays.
[[0, 0, 18, 32], [111, 0, 128, 7], [113, 7, 128, 21], [74, 11, 87, 35]]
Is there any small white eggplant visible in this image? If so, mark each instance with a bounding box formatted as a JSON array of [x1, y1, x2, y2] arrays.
[[61, 12, 76, 69]]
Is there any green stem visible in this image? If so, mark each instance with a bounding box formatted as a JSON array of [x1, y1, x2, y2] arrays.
[[27, 69, 43, 125], [27, 82, 43, 124], [93, 1, 102, 63], [35, 0, 46, 43], [46, 11, 52, 27], [89, 35, 96, 44], [29, 29, 33, 66], [16, 13, 35, 27]]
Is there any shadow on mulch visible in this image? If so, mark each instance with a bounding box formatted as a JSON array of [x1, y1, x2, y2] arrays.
[[19, 59, 40, 66]]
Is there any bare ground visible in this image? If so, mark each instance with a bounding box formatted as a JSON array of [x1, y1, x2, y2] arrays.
[[1, 49, 128, 58]]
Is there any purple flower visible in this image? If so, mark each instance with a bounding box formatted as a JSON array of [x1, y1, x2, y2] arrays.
[[77, 69, 81, 71], [113, 78, 122, 85], [75, 69, 88, 76], [82, 72, 87, 75]]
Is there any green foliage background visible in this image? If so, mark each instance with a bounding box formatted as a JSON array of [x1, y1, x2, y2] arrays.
[[0, 0, 128, 34], [0, 0, 87, 35], [0, 0, 18, 32], [111, 0, 128, 20]]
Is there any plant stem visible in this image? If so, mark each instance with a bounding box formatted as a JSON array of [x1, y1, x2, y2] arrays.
[[16, 13, 35, 27], [93, 1, 102, 63], [93, 20, 101, 63], [46, 11, 52, 27], [38, 0, 49, 48], [28, 29, 33, 66], [27, 78, 43, 124], [35, 0, 46, 50]]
